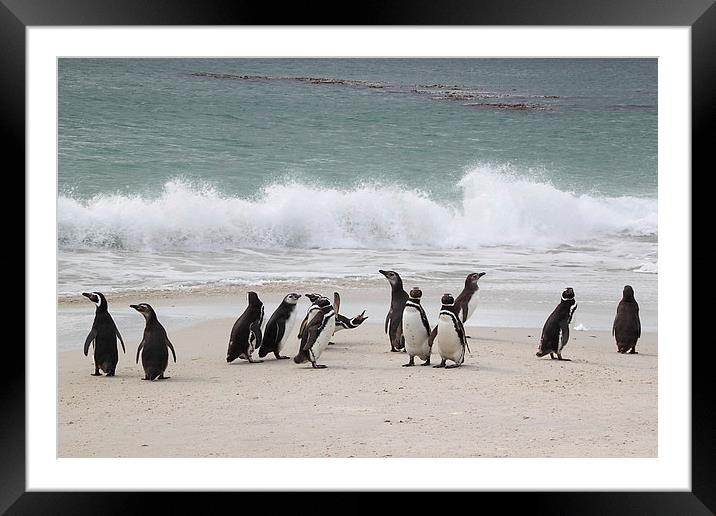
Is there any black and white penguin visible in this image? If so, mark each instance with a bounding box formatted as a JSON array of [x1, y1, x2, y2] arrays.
[[130, 303, 176, 380], [613, 285, 641, 354], [536, 288, 578, 361], [258, 293, 301, 360], [297, 294, 330, 339], [401, 287, 432, 367], [293, 298, 336, 369], [433, 293, 469, 368], [226, 291, 265, 364], [82, 292, 125, 376], [379, 269, 409, 352], [454, 272, 486, 323], [334, 311, 369, 333]]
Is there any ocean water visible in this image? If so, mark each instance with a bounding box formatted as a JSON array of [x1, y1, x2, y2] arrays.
[[58, 58, 657, 335]]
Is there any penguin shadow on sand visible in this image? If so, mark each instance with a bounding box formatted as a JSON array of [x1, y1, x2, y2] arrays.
[[81, 292, 125, 377]]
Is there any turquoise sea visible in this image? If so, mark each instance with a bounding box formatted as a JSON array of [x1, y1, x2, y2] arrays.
[[57, 58, 657, 338]]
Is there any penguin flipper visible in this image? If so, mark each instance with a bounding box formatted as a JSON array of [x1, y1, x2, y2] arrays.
[[135, 340, 145, 364], [636, 306, 641, 339], [333, 292, 341, 314], [272, 320, 286, 351], [111, 319, 126, 353], [165, 337, 177, 362], [384, 312, 390, 334], [427, 325, 438, 348], [250, 321, 262, 350], [83, 328, 97, 356], [297, 315, 309, 339]]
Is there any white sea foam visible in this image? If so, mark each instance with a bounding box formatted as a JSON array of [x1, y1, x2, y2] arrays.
[[58, 166, 657, 252], [633, 263, 658, 274]]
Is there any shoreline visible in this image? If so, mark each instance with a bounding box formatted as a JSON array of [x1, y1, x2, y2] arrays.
[[59, 317, 657, 458]]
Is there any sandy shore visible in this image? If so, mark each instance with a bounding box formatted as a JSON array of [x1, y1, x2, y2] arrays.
[[58, 311, 657, 458]]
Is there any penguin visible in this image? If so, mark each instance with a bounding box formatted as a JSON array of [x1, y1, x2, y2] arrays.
[[82, 292, 125, 376], [258, 293, 301, 360], [613, 285, 641, 354], [297, 294, 330, 339], [130, 303, 176, 380], [226, 291, 265, 364], [293, 298, 336, 369], [536, 288, 578, 361], [334, 311, 369, 333], [401, 287, 432, 366], [379, 269, 409, 351], [454, 272, 486, 324], [433, 293, 469, 369]]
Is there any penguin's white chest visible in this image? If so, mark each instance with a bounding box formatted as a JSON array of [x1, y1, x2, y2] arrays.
[[464, 295, 478, 321], [437, 314, 464, 363], [279, 309, 298, 353], [309, 316, 336, 362], [402, 307, 430, 359]]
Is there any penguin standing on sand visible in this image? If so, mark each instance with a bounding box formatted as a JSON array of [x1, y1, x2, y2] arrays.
[[297, 293, 331, 339], [536, 288, 577, 361], [258, 293, 301, 360], [613, 285, 641, 354], [82, 292, 125, 376], [130, 303, 176, 380], [401, 287, 432, 367], [226, 291, 265, 364], [433, 293, 469, 369], [455, 272, 486, 324], [293, 298, 336, 369], [379, 270, 409, 351]]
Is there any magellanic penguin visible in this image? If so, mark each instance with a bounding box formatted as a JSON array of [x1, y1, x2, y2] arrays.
[[455, 272, 486, 324], [293, 298, 336, 369], [258, 293, 301, 360], [298, 293, 329, 339], [130, 303, 176, 380], [613, 285, 641, 354], [401, 287, 432, 366], [433, 293, 469, 368], [536, 288, 578, 361], [82, 292, 125, 376], [227, 291, 265, 363], [379, 269, 409, 351], [329, 291, 368, 344]]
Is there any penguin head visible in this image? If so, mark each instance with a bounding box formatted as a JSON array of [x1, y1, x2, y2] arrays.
[[284, 293, 301, 304], [315, 298, 332, 309], [466, 272, 486, 288], [352, 310, 368, 325], [622, 285, 635, 300], [130, 303, 155, 320], [441, 293, 455, 306], [379, 270, 402, 287], [561, 288, 575, 301], [305, 293, 322, 303], [409, 287, 423, 299], [82, 291, 106, 310], [247, 291, 262, 306]]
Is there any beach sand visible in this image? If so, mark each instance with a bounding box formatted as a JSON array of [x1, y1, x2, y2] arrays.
[[58, 295, 657, 458]]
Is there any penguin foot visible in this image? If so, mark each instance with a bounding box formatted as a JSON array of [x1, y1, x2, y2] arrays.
[[445, 364, 460, 369], [390, 347, 401, 352], [91, 372, 102, 376], [328, 342, 335, 345], [311, 363, 327, 369], [402, 363, 414, 367], [556, 357, 571, 362], [105, 372, 115, 377], [420, 359, 431, 366], [276, 355, 291, 360], [433, 360, 446, 368], [628, 349, 638, 354], [157, 375, 171, 380]]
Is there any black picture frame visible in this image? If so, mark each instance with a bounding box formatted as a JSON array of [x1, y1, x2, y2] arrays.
[[5, 0, 708, 513]]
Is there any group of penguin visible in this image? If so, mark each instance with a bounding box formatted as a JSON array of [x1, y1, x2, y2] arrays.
[[80, 269, 642, 379]]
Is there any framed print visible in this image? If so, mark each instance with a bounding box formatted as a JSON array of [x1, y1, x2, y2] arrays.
[[6, 0, 710, 513]]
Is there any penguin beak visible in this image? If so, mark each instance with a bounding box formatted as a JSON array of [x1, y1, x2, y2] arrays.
[[478, 272, 486, 278], [379, 270, 388, 277], [129, 304, 140, 311], [82, 292, 97, 302]]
